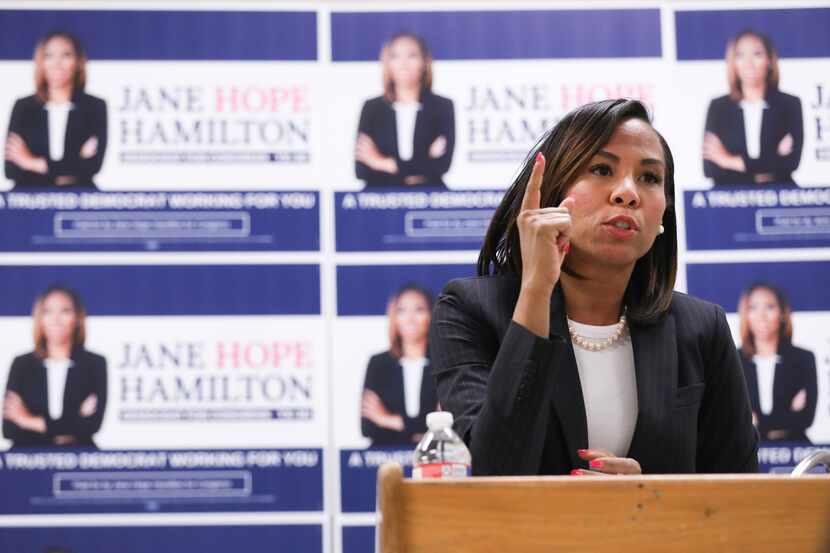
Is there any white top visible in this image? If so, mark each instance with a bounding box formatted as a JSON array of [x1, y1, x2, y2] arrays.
[[44, 357, 72, 420], [753, 354, 779, 416], [739, 99, 767, 160], [46, 101, 73, 161], [569, 320, 638, 457], [400, 356, 427, 418], [392, 102, 420, 161]]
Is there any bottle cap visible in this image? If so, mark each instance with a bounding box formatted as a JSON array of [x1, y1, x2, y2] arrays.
[[426, 411, 453, 431]]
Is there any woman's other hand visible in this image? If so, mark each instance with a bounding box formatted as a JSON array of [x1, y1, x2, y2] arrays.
[[512, 153, 573, 337], [80, 135, 99, 159], [356, 133, 397, 174], [702, 132, 746, 173], [5, 133, 48, 174], [791, 388, 807, 412], [428, 135, 447, 159], [3, 391, 46, 433], [777, 133, 793, 157], [79, 394, 98, 417], [361, 389, 404, 431], [572, 448, 642, 476]]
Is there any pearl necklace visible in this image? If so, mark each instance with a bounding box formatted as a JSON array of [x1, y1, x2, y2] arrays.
[[568, 309, 628, 352]]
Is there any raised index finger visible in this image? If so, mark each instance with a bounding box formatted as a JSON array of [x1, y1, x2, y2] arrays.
[[521, 152, 545, 212]]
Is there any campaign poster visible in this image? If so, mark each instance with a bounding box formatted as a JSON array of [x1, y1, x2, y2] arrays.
[[669, 7, 830, 190], [0, 264, 325, 514], [332, 263, 473, 551], [0, 8, 320, 252], [686, 261, 830, 473]]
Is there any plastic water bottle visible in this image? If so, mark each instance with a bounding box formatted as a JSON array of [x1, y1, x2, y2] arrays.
[[412, 411, 471, 479]]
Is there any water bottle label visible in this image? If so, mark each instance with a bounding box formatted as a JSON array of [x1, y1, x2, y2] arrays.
[[412, 462, 470, 479]]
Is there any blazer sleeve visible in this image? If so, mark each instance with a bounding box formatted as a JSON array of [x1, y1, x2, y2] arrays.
[[702, 99, 731, 182], [2, 356, 46, 444], [398, 97, 455, 182], [355, 100, 387, 184], [696, 306, 759, 473], [743, 95, 803, 176], [46, 354, 108, 440], [781, 348, 818, 435], [429, 279, 560, 475], [4, 98, 26, 183], [361, 354, 408, 444], [48, 96, 108, 181]]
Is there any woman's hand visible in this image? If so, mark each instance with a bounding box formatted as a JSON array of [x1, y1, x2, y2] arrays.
[[3, 391, 47, 433], [5, 133, 48, 174], [512, 153, 573, 337], [80, 136, 99, 160], [356, 133, 397, 174], [428, 135, 447, 159], [703, 132, 746, 173], [777, 133, 793, 157], [80, 394, 98, 417], [361, 389, 404, 431], [791, 388, 807, 412], [572, 448, 642, 476]]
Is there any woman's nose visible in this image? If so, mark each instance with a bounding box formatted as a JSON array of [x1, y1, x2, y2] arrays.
[[610, 176, 640, 208]]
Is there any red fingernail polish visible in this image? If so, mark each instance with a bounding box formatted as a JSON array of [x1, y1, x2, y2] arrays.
[[563, 243, 571, 254], [535, 152, 543, 163], [589, 460, 603, 469], [570, 469, 583, 476], [577, 449, 587, 456]]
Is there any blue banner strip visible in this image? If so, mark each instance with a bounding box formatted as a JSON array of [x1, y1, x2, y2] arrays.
[[331, 10, 661, 61], [0, 525, 322, 553], [676, 8, 830, 60], [0, 10, 317, 60], [686, 261, 830, 313], [0, 265, 320, 316], [337, 265, 473, 316]]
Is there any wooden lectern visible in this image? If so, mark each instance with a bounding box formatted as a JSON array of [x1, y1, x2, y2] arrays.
[[377, 463, 830, 552]]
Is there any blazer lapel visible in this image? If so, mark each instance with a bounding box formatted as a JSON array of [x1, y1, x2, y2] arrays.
[[627, 313, 678, 471], [548, 286, 588, 468]]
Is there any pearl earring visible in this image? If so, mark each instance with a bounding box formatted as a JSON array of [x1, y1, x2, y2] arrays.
[[658, 224, 665, 235]]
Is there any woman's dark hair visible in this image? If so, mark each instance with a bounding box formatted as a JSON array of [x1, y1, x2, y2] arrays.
[[477, 98, 677, 324], [32, 284, 87, 358], [738, 282, 793, 356], [387, 283, 433, 358], [34, 31, 88, 102]]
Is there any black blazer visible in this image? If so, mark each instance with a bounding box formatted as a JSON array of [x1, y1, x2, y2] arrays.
[[5, 92, 108, 188], [429, 277, 759, 475], [703, 89, 803, 186], [740, 342, 817, 443], [3, 348, 107, 447], [361, 350, 438, 446], [355, 90, 454, 187]]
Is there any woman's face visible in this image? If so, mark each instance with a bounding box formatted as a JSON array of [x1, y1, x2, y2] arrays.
[[734, 35, 770, 90], [387, 37, 425, 90], [562, 118, 667, 272], [39, 292, 78, 346], [42, 36, 78, 91], [394, 291, 431, 343], [747, 288, 782, 342]]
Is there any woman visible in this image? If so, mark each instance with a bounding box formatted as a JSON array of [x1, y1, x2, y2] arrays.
[[4, 31, 107, 188], [703, 30, 803, 186], [430, 99, 758, 476], [355, 32, 454, 187], [361, 284, 438, 446], [738, 283, 817, 443], [3, 285, 107, 447]]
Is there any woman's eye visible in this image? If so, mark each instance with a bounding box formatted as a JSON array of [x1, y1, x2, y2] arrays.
[[642, 172, 663, 185], [590, 164, 612, 177]]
